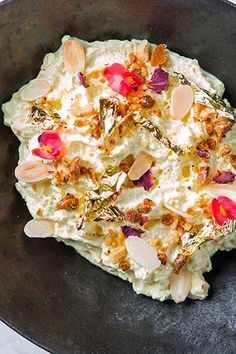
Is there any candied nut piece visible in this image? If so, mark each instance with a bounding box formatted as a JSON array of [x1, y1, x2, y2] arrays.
[[56, 193, 79, 210], [139, 95, 155, 108], [150, 44, 168, 66], [108, 245, 127, 264], [119, 155, 135, 173], [91, 116, 103, 140], [82, 166, 98, 183], [196, 166, 210, 185], [124, 198, 155, 225], [230, 155, 236, 169], [219, 145, 232, 157], [68, 157, 81, 181], [173, 254, 188, 274], [119, 259, 131, 271], [124, 208, 142, 224], [161, 213, 174, 226], [214, 117, 233, 142], [157, 252, 167, 265], [138, 198, 155, 213], [206, 138, 217, 151]]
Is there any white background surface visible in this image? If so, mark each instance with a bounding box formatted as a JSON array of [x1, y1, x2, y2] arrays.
[[0, 0, 235, 353], [0, 322, 48, 354]]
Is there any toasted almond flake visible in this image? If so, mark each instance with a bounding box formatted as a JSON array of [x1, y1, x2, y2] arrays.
[[128, 152, 153, 180], [24, 219, 55, 238], [135, 40, 149, 62], [21, 79, 51, 101], [205, 182, 236, 202], [170, 267, 192, 303], [164, 203, 193, 220], [125, 236, 161, 270], [170, 85, 194, 120], [62, 39, 85, 74], [15, 161, 51, 182]]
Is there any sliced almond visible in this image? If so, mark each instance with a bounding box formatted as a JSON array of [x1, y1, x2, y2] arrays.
[[164, 203, 193, 220], [135, 40, 149, 62], [21, 79, 51, 101], [62, 39, 85, 74], [170, 267, 192, 303], [170, 85, 194, 120], [205, 182, 236, 202], [125, 236, 161, 270], [128, 152, 153, 181], [24, 219, 55, 238], [15, 161, 51, 183]]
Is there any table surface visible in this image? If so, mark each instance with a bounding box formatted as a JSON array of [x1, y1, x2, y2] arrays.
[[0, 0, 235, 353]]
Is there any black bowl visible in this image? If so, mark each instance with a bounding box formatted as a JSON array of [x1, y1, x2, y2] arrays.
[[0, 1, 236, 353]]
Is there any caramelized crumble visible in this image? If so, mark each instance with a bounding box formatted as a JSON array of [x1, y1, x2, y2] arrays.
[[219, 145, 231, 157], [161, 213, 174, 226], [56, 193, 79, 210], [150, 44, 168, 66]]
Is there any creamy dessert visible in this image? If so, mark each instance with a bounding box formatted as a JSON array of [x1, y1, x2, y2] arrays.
[[2, 36, 236, 303]]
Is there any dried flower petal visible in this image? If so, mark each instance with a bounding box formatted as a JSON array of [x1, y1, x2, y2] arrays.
[[148, 67, 169, 94], [32, 130, 64, 161], [121, 225, 144, 238], [78, 72, 89, 88], [104, 63, 144, 96], [140, 215, 149, 226], [212, 171, 235, 184], [125, 236, 161, 270], [133, 170, 155, 191], [196, 147, 210, 160]]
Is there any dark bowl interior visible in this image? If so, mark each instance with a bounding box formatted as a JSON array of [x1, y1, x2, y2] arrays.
[[0, 0, 236, 353]]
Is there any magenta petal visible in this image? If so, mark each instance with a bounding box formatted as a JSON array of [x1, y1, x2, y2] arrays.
[[104, 63, 143, 96], [32, 148, 57, 160], [218, 196, 236, 219], [121, 226, 144, 238], [211, 198, 226, 226], [134, 170, 155, 191], [38, 130, 63, 158], [148, 67, 169, 94], [78, 72, 89, 88], [212, 171, 235, 184]]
